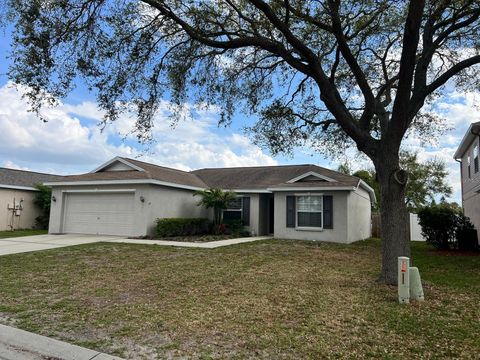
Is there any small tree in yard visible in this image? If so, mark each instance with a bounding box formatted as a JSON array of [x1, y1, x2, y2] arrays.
[[418, 205, 477, 251], [34, 184, 52, 229], [4, 1, 480, 284], [194, 188, 237, 233], [340, 151, 452, 212]]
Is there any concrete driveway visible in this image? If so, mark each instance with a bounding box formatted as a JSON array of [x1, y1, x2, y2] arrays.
[[0, 234, 126, 256]]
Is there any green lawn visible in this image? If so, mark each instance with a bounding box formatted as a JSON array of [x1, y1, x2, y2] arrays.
[[0, 239, 478, 359], [0, 229, 47, 239]]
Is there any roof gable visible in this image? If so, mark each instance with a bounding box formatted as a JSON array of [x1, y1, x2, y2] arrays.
[[286, 171, 337, 184], [50, 157, 208, 189], [91, 157, 145, 173]]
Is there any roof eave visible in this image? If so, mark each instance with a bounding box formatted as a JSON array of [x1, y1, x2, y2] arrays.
[[267, 186, 357, 192], [44, 179, 204, 191], [0, 184, 39, 191], [356, 179, 376, 203], [453, 122, 480, 160]]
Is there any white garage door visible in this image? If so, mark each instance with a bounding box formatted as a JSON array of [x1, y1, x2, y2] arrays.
[[63, 192, 135, 236]]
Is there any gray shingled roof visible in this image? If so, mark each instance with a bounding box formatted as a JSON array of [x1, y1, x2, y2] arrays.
[[58, 158, 207, 188], [192, 164, 359, 189], [0, 168, 63, 189], [47, 158, 361, 190]]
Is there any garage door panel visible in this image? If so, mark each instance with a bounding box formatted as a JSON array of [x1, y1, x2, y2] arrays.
[[63, 193, 135, 236]]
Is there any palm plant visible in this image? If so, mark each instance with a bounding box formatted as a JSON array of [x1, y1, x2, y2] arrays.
[[194, 188, 237, 232]]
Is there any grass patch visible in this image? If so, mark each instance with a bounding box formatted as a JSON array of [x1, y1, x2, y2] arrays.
[[0, 238, 478, 359], [0, 229, 47, 239]]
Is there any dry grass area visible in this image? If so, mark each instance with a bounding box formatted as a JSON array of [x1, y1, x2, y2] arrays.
[[0, 229, 47, 238], [134, 234, 241, 242], [0, 239, 479, 359]]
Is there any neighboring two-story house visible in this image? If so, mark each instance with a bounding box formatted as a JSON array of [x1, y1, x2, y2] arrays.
[[454, 121, 480, 236]]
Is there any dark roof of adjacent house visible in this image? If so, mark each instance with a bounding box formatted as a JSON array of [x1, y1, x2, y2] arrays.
[[0, 168, 63, 190], [46, 157, 363, 191]]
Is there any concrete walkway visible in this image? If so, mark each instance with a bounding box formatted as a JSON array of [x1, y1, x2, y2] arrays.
[[0, 234, 271, 256], [0, 324, 122, 360], [0, 234, 125, 256], [109, 235, 272, 248]]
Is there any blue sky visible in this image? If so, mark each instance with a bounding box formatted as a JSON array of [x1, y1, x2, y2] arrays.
[[1, 25, 477, 203]]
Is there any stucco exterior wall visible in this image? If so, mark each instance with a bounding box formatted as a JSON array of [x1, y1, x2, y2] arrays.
[[459, 137, 480, 238], [49, 184, 210, 236], [347, 187, 372, 242], [232, 193, 260, 236], [273, 190, 351, 243], [0, 188, 41, 231], [464, 192, 480, 238], [145, 185, 210, 235]]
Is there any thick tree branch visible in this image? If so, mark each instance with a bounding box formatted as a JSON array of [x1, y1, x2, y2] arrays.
[[248, 0, 319, 63], [142, 0, 313, 76], [327, 0, 377, 131], [410, 54, 480, 117], [389, 0, 425, 142]]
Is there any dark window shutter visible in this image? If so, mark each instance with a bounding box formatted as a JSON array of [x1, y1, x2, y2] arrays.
[[286, 196, 296, 228], [242, 197, 250, 226], [323, 195, 333, 229]]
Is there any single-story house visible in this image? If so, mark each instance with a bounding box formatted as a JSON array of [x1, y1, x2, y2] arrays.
[[0, 167, 63, 230], [46, 157, 375, 243]]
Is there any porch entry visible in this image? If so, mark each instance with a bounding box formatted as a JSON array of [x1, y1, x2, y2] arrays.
[[259, 193, 274, 235]]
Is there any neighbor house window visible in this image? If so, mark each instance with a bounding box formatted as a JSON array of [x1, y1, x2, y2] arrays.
[[223, 197, 242, 220], [297, 195, 323, 228], [468, 154, 471, 178], [475, 145, 479, 173]]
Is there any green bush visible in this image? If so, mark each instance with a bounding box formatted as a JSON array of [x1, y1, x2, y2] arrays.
[[417, 205, 477, 250], [156, 218, 210, 237], [34, 184, 52, 229], [455, 216, 479, 251], [222, 219, 244, 235]]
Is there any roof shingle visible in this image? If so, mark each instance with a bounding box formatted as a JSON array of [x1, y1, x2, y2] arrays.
[[0, 168, 63, 189], [47, 158, 360, 190], [191, 164, 359, 189]]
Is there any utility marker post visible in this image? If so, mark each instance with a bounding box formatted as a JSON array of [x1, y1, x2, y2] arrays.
[[409, 267, 425, 301], [398, 256, 410, 304]]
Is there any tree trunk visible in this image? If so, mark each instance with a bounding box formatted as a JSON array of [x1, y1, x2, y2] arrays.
[[375, 154, 411, 285]]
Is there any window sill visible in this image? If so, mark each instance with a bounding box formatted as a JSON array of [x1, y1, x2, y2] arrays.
[[295, 227, 324, 232]]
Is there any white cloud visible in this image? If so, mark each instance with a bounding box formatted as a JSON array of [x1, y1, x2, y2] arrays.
[[2, 81, 478, 205], [0, 83, 277, 175], [2, 160, 30, 171], [419, 90, 480, 203]]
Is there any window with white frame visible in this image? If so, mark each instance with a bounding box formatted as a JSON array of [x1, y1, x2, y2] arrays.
[[468, 154, 472, 178], [297, 195, 323, 228], [474, 144, 479, 173], [223, 197, 242, 220]]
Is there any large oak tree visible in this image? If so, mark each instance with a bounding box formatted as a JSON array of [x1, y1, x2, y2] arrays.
[[3, 0, 480, 283]]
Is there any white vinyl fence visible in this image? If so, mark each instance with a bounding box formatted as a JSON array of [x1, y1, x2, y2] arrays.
[[409, 213, 425, 241]]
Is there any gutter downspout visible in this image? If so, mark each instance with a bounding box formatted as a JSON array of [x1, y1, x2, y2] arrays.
[[455, 158, 464, 212]]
